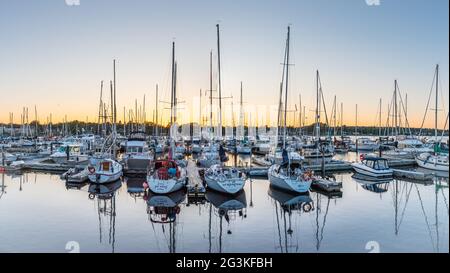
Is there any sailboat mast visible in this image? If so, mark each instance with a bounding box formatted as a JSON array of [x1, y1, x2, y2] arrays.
[[394, 79, 398, 135], [155, 84, 159, 136], [283, 26, 290, 149], [199, 89, 202, 126], [435, 64, 439, 140], [216, 24, 223, 139], [379, 98, 382, 136], [299, 94, 302, 136], [315, 70, 320, 140], [209, 51, 213, 138], [171, 42, 175, 125], [174, 61, 178, 124], [113, 60, 117, 132], [340, 102, 343, 137], [34, 105, 38, 137], [333, 96, 337, 137]]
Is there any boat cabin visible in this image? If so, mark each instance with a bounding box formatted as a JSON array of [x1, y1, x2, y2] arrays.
[[361, 156, 390, 170]]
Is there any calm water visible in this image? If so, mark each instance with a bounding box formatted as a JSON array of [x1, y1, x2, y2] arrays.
[[0, 154, 448, 253]]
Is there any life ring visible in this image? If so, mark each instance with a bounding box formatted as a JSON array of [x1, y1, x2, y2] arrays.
[[88, 193, 96, 200], [88, 166, 96, 174], [218, 174, 226, 182], [303, 203, 312, 213]]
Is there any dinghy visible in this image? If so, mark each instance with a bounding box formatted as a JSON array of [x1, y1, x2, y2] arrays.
[[87, 158, 123, 184]]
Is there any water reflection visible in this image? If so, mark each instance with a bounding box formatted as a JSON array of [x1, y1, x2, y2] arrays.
[[0, 170, 448, 253], [146, 189, 186, 253], [0, 172, 6, 200], [269, 187, 314, 253], [206, 190, 247, 253], [352, 173, 392, 193], [124, 176, 146, 199], [88, 181, 121, 253]]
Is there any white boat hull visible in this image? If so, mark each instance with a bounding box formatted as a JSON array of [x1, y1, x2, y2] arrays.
[[204, 176, 246, 195], [268, 165, 312, 193], [415, 153, 449, 172], [88, 171, 122, 184], [351, 162, 393, 178], [147, 176, 186, 194], [51, 154, 89, 164], [236, 146, 252, 154]]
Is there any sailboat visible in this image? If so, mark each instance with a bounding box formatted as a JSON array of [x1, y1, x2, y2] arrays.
[[147, 42, 188, 194], [197, 51, 222, 168], [301, 71, 335, 165], [415, 65, 449, 173], [268, 26, 313, 194], [204, 24, 246, 195], [88, 61, 123, 184]]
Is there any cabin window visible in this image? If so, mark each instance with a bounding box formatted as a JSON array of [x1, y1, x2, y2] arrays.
[[127, 147, 143, 153], [366, 160, 374, 169], [102, 162, 110, 172], [378, 160, 388, 170]]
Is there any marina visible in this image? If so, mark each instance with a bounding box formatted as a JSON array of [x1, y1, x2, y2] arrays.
[[0, 0, 448, 255]]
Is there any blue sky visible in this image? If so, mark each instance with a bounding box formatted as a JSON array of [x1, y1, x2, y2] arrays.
[[0, 0, 448, 128]]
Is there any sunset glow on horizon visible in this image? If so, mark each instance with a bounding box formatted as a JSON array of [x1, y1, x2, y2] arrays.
[[0, 0, 448, 130]]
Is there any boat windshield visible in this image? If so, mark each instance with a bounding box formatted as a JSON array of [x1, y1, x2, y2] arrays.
[[375, 160, 389, 170], [127, 146, 143, 153]]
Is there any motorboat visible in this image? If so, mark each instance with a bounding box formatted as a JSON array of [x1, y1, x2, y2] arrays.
[[351, 155, 393, 178], [236, 141, 252, 155], [349, 138, 380, 151], [123, 132, 153, 172], [50, 143, 89, 164]]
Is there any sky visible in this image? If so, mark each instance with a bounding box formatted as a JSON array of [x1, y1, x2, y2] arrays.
[[0, 0, 448, 129]]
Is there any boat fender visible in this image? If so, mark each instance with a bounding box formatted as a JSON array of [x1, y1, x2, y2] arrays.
[[303, 203, 312, 213]]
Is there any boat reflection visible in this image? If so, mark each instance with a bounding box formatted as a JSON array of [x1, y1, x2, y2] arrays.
[[124, 176, 146, 199], [352, 173, 392, 193], [145, 189, 186, 253], [268, 186, 314, 253], [87, 180, 121, 253], [0, 171, 6, 200], [206, 190, 247, 253], [65, 181, 88, 190]]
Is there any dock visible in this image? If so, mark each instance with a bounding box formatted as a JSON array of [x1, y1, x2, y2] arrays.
[[186, 160, 206, 204], [241, 158, 418, 178], [392, 168, 434, 182]]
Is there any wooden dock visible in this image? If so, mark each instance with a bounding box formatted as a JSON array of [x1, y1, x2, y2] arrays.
[[186, 160, 206, 204]]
